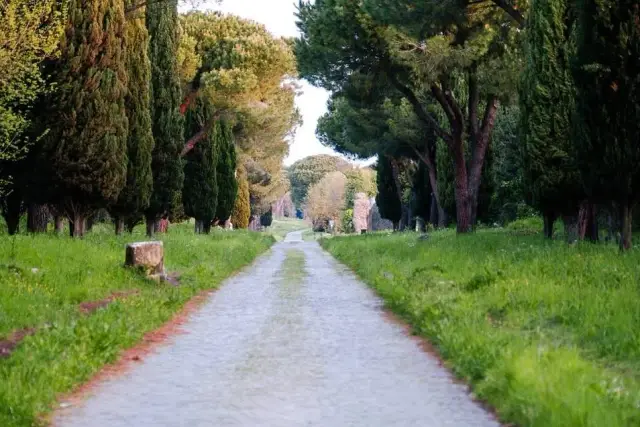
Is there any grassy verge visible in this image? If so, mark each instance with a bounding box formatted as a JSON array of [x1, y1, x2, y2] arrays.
[[322, 229, 640, 427], [0, 223, 273, 426]]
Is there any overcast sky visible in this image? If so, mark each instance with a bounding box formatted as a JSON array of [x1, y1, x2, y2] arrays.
[[183, 0, 364, 166]]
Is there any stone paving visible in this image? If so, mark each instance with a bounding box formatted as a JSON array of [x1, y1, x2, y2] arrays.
[[56, 231, 499, 427]]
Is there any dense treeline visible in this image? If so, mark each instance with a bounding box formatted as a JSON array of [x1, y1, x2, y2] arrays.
[[296, 0, 640, 250], [0, 1, 298, 237]]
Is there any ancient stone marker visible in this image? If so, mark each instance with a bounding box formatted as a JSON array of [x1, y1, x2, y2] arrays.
[[125, 241, 164, 277]]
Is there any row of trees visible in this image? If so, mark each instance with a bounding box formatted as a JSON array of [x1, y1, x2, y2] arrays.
[[0, 1, 299, 237], [295, 0, 640, 250]]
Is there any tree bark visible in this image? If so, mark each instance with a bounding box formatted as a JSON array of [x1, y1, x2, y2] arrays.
[[145, 216, 155, 237], [203, 221, 212, 234], [543, 211, 557, 239], [54, 216, 64, 234], [70, 214, 86, 238], [619, 203, 633, 251], [451, 139, 472, 233], [195, 220, 204, 234], [115, 217, 125, 236], [578, 202, 599, 242], [467, 97, 499, 227], [27, 203, 49, 233]]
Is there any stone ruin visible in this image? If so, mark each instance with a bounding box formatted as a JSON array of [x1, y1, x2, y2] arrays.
[[125, 241, 165, 280], [352, 193, 371, 234]]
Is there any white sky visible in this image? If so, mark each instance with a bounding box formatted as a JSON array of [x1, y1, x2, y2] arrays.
[[183, 0, 374, 166]]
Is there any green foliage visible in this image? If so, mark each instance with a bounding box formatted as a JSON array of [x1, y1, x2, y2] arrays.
[[45, 0, 128, 223], [287, 155, 348, 208], [344, 168, 376, 209], [519, 0, 582, 218], [375, 156, 401, 226], [0, 223, 273, 426], [214, 121, 238, 222], [180, 11, 299, 211], [492, 106, 527, 224], [231, 166, 250, 229], [341, 208, 354, 233], [110, 3, 155, 226], [182, 100, 218, 225], [573, 0, 640, 249], [323, 231, 640, 427], [146, 0, 185, 223], [0, 0, 65, 176]]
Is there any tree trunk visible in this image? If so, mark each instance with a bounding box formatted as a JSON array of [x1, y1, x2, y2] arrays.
[[575, 201, 599, 242], [154, 219, 162, 233], [27, 203, 49, 233], [115, 217, 125, 236], [194, 220, 204, 234], [70, 214, 86, 238], [429, 194, 438, 226], [203, 221, 212, 234], [452, 143, 472, 233], [543, 211, 557, 239], [562, 213, 579, 244], [619, 203, 633, 251], [145, 216, 155, 237], [467, 97, 499, 228], [54, 216, 64, 234]]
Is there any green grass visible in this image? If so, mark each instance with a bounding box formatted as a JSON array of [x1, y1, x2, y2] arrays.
[[267, 217, 310, 241], [322, 229, 640, 427], [0, 223, 273, 426]]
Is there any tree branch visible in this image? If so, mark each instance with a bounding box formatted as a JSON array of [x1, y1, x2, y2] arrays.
[[490, 0, 525, 26], [440, 79, 464, 126], [386, 73, 452, 144], [180, 111, 223, 157]]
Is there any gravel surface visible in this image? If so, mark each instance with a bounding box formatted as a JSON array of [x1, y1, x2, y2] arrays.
[[55, 231, 499, 427]]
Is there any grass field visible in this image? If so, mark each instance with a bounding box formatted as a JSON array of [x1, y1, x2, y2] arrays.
[[0, 223, 273, 426], [322, 227, 640, 427]]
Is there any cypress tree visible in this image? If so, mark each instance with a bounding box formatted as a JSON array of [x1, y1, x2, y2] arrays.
[[145, 0, 184, 236], [231, 166, 250, 229], [375, 155, 402, 230], [214, 121, 238, 223], [111, 1, 154, 235], [182, 99, 218, 234], [573, 0, 640, 250], [46, 0, 128, 237], [520, 0, 582, 240]]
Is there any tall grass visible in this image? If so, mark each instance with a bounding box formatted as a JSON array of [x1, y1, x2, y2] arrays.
[[0, 223, 273, 426], [322, 229, 640, 427]]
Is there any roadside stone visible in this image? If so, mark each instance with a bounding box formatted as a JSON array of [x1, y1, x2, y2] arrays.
[[125, 241, 164, 276]]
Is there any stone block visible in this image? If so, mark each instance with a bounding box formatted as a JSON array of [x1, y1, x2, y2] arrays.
[[125, 241, 164, 276]]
